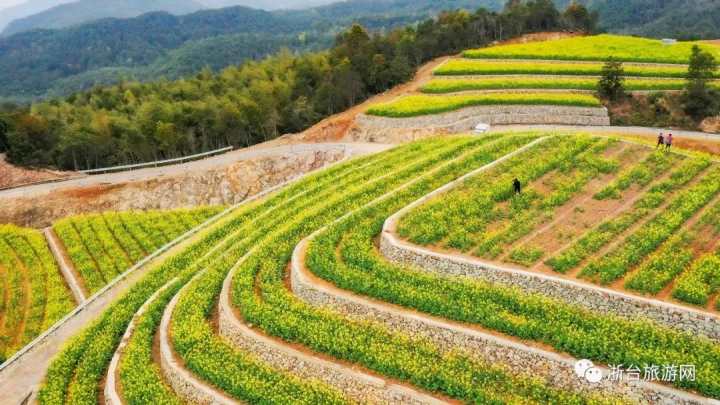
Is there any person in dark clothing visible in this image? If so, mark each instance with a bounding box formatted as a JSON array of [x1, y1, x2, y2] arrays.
[[657, 132, 665, 149], [513, 178, 522, 195]]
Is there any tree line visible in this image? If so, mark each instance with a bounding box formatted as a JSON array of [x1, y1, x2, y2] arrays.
[[0, 1, 595, 170], [599, 46, 719, 122]]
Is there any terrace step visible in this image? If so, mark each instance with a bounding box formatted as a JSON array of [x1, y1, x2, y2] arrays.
[[355, 106, 610, 142], [379, 143, 720, 340], [291, 236, 709, 405]]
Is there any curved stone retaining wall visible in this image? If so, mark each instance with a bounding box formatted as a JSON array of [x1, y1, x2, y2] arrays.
[[217, 255, 443, 405], [159, 271, 238, 405], [350, 106, 610, 143], [106, 279, 178, 405], [380, 233, 720, 341], [378, 138, 720, 341], [291, 240, 708, 404], [358, 105, 610, 130]]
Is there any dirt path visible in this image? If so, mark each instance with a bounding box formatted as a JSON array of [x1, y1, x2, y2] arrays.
[[0, 143, 388, 202], [285, 56, 453, 143], [44, 228, 87, 304], [490, 125, 720, 149], [0, 154, 76, 191]]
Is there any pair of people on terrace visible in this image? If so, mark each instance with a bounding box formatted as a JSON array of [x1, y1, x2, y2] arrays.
[[657, 132, 673, 150]]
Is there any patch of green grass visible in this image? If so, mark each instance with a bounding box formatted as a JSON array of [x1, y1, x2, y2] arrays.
[[463, 34, 720, 64], [367, 93, 601, 117], [421, 77, 715, 93]]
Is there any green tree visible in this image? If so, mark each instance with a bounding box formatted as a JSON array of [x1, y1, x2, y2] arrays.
[[562, 1, 598, 33], [0, 116, 8, 152], [683, 45, 720, 120], [598, 58, 626, 101]]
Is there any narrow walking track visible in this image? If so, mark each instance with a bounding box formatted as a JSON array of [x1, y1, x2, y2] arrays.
[[0, 145, 384, 405], [0, 143, 390, 200], [43, 228, 87, 304], [491, 124, 720, 143]]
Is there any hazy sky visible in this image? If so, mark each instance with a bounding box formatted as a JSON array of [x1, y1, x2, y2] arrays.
[[0, 0, 26, 10]]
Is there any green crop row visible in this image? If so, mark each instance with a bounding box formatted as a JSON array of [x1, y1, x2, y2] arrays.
[[420, 77, 714, 93], [672, 254, 720, 307], [306, 140, 720, 399], [545, 157, 710, 273], [366, 92, 601, 118], [594, 151, 676, 200], [580, 166, 720, 284], [37, 136, 447, 404], [174, 135, 572, 404], [434, 59, 703, 78], [53, 207, 222, 294], [138, 137, 455, 404], [624, 201, 720, 295], [473, 138, 619, 259], [462, 34, 720, 64], [398, 136, 600, 250], [0, 225, 75, 364]]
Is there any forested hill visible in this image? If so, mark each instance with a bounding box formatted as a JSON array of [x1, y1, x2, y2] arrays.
[[0, 2, 592, 171], [1, 0, 204, 37], [0, 0, 73, 33], [555, 0, 720, 40], [0, 7, 301, 101], [0, 0, 502, 102]]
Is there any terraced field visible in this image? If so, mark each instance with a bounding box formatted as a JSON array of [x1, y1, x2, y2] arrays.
[[52, 207, 224, 294], [19, 133, 717, 405], [0, 225, 75, 363], [462, 34, 720, 64], [398, 136, 720, 312], [366, 35, 710, 122]]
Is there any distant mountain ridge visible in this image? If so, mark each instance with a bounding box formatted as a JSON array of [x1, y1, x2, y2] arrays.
[[2, 0, 205, 36], [0, 0, 501, 102], [555, 0, 720, 40], [197, 0, 336, 10], [0, 0, 74, 32]]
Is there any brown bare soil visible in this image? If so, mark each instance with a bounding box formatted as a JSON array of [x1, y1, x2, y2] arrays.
[[48, 227, 90, 299], [60, 183, 126, 200], [0, 154, 76, 190], [517, 144, 650, 268], [395, 139, 720, 313], [495, 31, 584, 46], [285, 56, 452, 143]]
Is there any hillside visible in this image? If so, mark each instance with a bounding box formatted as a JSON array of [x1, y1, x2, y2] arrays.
[[0, 0, 501, 102], [198, 0, 336, 9], [3, 6, 551, 172], [1, 0, 205, 37], [557, 0, 720, 39], [2, 24, 720, 404], [0, 0, 73, 32], [3, 132, 720, 404]]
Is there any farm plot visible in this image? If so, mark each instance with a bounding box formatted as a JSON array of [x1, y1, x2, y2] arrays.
[[366, 35, 712, 121], [433, 59, 700, 78], [463, 34, 720, 64], [366, 92, 601, 117], [398, 137, 720, 310], [38, 133, 720, 405], [0, 225, 75, 364], [421, 77, 717, 94], [41, 134, 617, 405], [52, 206, 223, 294]]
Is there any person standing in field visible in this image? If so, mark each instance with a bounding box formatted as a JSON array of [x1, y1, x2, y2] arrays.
[[513, 178, 522, 195], [657, 132, 665, 149], [666, 133, 673, 150]]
